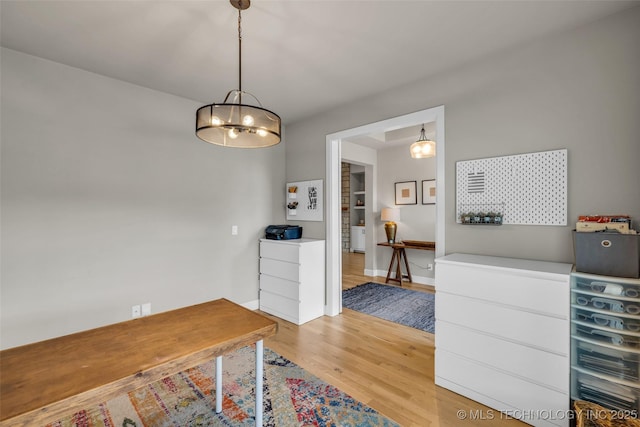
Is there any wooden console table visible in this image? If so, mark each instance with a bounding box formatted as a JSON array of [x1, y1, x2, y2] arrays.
[[378, 241, 436, 285], [0, 299, 277, 427]]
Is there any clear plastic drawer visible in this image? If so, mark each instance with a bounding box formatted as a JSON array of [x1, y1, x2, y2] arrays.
[[572, 368, 640, 412], [573, 340, 640, 382], [574, 307, 640, 333], [573, 274, 640, 300], [573, 323, 640, 351], [573, 291, 640, 315]]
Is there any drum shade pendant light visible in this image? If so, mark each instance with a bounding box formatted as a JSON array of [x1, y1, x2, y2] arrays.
[[410, 124, 436, 158], [196, 0, 281, 148]]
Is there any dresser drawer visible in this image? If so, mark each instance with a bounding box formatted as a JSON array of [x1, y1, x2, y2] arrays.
[[436, 350, 569, 427], [260, 240, 300, 263], [437, 320, 568, 392], [260, 274, 299, 301], [259, 258, 299, 283], [436, 262, 568, 317], [259, 290, 299, 322], [436, 292, 568, 354]]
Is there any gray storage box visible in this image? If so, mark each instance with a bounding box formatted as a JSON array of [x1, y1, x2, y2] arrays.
[[573, 231, 640, 278]]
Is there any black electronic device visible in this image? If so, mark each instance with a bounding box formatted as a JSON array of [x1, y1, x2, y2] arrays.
[[265, 225, 302, 240]]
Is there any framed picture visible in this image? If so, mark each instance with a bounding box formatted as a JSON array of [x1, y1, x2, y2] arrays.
[[395, 181, 417, 205], [422, 179, 436, 205]]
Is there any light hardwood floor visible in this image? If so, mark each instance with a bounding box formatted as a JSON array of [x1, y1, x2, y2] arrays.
[[263, 252, 525, 427]]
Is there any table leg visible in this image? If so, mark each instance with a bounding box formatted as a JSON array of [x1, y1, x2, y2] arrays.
[[385, 249, 397, 283], [215, 356, 222, 413], [401, 248, 412, 282], [395, 249, 404, 285], [255, 339, 264, 426]]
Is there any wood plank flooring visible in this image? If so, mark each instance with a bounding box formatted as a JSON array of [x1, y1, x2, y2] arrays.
[[263, 252, 525, 427]]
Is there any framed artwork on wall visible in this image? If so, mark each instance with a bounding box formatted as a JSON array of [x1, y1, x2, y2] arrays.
[[395, 181, 417, 205], [422, 179, 436, 205]]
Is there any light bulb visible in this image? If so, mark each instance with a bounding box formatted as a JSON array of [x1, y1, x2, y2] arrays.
[[257, 129, 268, 137], [228, 128, 239, 139], [211, 116, 223, 126], [242, 115, 254, 126]]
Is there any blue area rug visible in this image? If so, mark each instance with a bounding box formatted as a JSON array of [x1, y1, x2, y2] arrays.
[[342, 282, 435, 334]]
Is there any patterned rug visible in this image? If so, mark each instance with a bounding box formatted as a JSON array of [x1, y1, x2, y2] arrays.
[[342, 282, 435, 334], [46, 346, 399, 427]]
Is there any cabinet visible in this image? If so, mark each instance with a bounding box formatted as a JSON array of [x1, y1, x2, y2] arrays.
[[570, 271, 640, 413], [435, 253, 573, 427], [259, 238, 325, 325], [351, 226, 365, 253], [351, 170, 365, 227]]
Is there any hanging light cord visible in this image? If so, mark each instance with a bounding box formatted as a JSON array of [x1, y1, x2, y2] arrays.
[[237, 5, 243, 103]]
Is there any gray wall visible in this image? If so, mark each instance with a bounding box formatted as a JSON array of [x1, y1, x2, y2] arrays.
[[285, 6, 640, 264], [0, 48, 285, 349], [376, 145, 436, 280]]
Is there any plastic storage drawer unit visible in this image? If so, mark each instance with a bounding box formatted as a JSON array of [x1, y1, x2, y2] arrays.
[[570, 270, 640, 414]]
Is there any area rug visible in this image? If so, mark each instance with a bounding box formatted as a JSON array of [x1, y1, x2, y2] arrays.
[[342, 282, 435, 334], [46, 345, 398, 427]]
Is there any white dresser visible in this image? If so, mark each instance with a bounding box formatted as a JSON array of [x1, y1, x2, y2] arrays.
[[435, 253, 573, 427], [259, 238, 325, 325]]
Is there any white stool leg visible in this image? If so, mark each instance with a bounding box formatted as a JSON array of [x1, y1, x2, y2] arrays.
[[255, 340, 264, 426], [215, 356, 222, 413]]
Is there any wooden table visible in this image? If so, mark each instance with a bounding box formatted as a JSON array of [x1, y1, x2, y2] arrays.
[[378, 241, 436, 285], [0, 299, 277, 426]]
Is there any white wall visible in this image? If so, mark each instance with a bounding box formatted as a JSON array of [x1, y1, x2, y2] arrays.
[[376, 145, 436, 281], [0, 48, 285, 349], [285, 6, 640, 264]]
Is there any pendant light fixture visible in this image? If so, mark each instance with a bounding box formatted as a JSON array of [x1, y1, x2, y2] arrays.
[[410, 124, 436, 158], [196, 0, 281, 148]]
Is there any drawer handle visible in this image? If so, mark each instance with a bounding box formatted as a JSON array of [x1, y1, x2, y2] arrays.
[[625, 304, 640, 315], [627, 322, 640, 332], [590, 329, 624, 346], [589, 281, 625, 296], [626, 288, 639, 298]]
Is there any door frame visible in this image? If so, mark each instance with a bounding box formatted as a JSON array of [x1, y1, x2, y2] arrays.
[[324, 105, 446, 316]]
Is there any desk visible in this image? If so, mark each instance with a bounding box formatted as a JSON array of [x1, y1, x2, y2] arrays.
[[378, 241, 436, 285], [0, 299, 277, 427]]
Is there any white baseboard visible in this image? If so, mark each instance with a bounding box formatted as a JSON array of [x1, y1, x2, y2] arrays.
[[371, 269, 435, 286], [241, 299, 260, 311]]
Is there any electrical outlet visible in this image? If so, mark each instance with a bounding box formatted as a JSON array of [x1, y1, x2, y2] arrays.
[[132, 305, 141, 318], [427, 264, 433, 271], [231, 225, 238, 235], [141, 303, 151, 316]]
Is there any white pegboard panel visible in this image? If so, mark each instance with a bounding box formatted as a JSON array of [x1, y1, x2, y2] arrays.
[[456, 149, 567, 226]]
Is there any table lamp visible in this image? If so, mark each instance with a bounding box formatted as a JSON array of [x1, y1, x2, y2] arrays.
[[381, 207, 400, 244]]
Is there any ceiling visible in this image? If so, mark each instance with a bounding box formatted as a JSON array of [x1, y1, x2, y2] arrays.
[[1, 0, 637, 139]]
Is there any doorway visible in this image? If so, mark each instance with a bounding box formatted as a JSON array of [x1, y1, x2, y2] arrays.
[[325, 106, 446, 316]]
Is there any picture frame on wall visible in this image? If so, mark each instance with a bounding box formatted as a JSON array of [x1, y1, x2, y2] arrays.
[[395, 181, 417, 205], [422, 179, 436, 205]]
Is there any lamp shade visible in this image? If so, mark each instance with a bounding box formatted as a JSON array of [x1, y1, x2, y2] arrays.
[[410, 139, 436, 158], [410, 124, 436, 158], [381, 207, 400, 222], [196, 101, 281, 148]]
